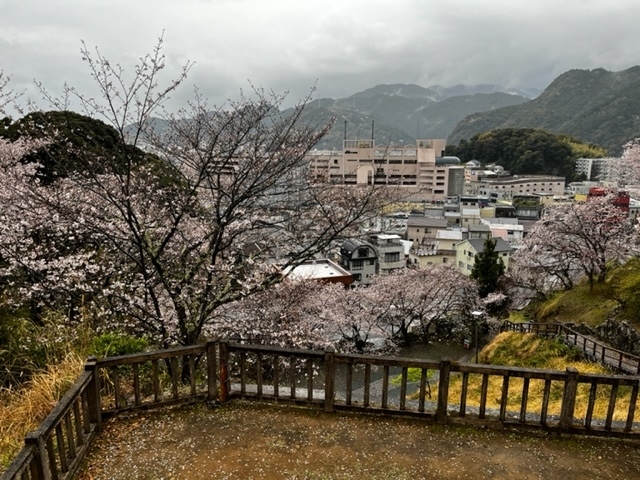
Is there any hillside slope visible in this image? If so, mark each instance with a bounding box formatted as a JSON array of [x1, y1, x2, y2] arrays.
[[449, 67, 640, 154]]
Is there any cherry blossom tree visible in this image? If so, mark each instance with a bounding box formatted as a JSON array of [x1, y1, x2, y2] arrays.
[[211, 280, 338, 349], [512, 195, 636, 293], [616, 139, 640, 201], [214, 279, 395, 353], [373, 265, 479, 345], [217, 265, 480, 353], [0, 136, 110, 320], [1, 36, 397, 348], [0, 70, 21, 117]]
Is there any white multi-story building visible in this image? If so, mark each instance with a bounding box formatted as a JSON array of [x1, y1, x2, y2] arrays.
[[575, 157, 621, 182]]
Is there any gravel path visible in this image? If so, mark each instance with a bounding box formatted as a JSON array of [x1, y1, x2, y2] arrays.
[[78, 401, 640, 480]]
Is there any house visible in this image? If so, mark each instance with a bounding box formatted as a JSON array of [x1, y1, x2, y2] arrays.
[[467, 224, 491, 240], [405, 216, 448, 244], [456, 237, 513, 275], [340, 239, 378, 286], [368, 233, 405, 275], [481, 218, 524, 247], [408, 229, 461, 268], [283, 259, 353, 287]]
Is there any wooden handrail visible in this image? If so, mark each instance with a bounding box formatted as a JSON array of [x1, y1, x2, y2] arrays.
[[4, 337, 640, 480], [501, 321, 640, 374]]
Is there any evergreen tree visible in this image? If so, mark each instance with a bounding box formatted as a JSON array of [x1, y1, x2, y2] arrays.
[[471, 239, 505, 298]]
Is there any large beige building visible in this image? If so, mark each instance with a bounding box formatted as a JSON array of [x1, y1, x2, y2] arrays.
[[307, 139, 464, 201]]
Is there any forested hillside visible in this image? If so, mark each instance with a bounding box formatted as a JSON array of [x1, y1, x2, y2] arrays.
[[445, 128, 607, 180], [449, 67, 640, 155]]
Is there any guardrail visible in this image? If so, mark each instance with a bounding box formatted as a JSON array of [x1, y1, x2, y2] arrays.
[[3, 338, 640, 479]]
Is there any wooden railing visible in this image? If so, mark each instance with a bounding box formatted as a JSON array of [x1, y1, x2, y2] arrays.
[[4, 338, 640, 479], [1, 360, 101, 480], [501, 321, 640, 374]]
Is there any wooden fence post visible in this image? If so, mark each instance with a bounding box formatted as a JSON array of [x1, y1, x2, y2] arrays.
[[559, 367, 579, 430], [219, 340, 230, 403], [324, 347, 336, 413], [206, 341, 218, 401], [324, 347, 335, 413], [84, 356, 102, 431], [24, 433, 50, 480], [436, 359, 452, 424]]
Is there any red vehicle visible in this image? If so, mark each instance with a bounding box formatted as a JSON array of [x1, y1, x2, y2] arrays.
[[588, 187, 630, 212]]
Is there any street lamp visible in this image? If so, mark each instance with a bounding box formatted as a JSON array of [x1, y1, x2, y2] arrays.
[[471, 310, 483, 364]]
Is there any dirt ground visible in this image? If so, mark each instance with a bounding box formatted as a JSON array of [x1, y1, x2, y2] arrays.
[[78, 401, 640, 480]]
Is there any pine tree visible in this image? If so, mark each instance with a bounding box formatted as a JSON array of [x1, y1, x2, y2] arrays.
[[471, 239, 505, 298]]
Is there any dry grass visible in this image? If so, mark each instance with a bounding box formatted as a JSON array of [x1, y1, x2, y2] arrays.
[[0, 353, 84, 471], [445, 369, 633, 421], [410, 332, 633, 422]]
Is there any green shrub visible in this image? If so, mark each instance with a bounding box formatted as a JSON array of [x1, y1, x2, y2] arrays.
[[89, 332, 148, 359]]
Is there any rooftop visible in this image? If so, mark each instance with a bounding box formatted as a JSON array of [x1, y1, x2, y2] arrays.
[[466, 237, 513, 253], [407, 216, 449, 228], [283, 259, 352, 282]]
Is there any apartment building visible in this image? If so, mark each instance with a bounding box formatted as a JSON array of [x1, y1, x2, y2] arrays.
[[575, 157, 621, 182], [408, 229, 462, 268]]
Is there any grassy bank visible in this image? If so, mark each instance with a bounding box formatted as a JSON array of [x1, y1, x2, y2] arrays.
[[530, 258, 640, 328]]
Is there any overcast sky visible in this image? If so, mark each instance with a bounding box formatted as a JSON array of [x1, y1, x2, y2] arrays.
[[2, 0, 640, 114]]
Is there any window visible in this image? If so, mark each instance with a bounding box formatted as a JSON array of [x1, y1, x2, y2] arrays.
[[369, 259, 375, 265], [442, 257, 448, 263], [353, 273, 362, 282], [358, 247, 369, 257], [351, 259, 364, 270], [384, 252, 400, 263]]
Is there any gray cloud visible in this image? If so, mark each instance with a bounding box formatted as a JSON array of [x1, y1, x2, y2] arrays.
[[1, 0, 639, 114]]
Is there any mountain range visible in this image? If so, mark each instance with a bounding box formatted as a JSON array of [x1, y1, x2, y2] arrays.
[[292, 83, 533, 151], [129, 67, 639, 156], [296, 66, 640, 155]]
